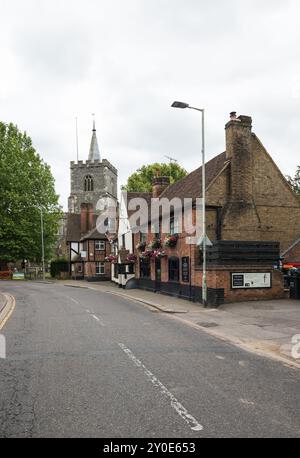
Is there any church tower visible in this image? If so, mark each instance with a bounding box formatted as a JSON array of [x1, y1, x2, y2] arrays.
[[68, 121, 118, 214]]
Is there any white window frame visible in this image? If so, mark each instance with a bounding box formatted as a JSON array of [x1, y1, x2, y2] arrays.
[[95, 240, 105, 251], [96, 262, 105, 275]]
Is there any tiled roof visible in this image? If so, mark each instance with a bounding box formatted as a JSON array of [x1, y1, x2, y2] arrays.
[[80, 225, 107, 241], [66, 214, 81, 242], [159, 152, 228, 201], [122, 153, 228, 227]]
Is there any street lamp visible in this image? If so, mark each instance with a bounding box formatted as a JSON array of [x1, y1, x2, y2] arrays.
[[40, 207, 45, 281], [171, 100, 207, 307]]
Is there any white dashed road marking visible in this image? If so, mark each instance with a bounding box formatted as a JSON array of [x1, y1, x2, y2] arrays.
[[92, 314, 105, 326], [239, 398, 255, 406], [118, 343, 203, 432], [66, 296, 80, 305]]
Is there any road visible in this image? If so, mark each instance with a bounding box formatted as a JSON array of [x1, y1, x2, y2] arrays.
[[0, 281, 299, 438]]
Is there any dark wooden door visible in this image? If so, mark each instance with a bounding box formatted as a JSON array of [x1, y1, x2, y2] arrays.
[[155, 258, 161, 291]]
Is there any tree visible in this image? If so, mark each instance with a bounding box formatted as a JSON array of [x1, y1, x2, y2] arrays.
[[122, 162, 187, 192], [0, 122, 62, 263], [287, 166, 300, 196]]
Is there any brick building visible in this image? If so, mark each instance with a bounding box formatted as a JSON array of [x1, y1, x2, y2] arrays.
[[127, 113, 300, 305], [66, 204, 112, 281]]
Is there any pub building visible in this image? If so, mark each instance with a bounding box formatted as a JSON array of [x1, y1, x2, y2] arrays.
[[125, 113, 300, 306]]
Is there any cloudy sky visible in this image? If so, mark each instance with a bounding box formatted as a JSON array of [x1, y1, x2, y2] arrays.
[[1, 0, 299, 209]]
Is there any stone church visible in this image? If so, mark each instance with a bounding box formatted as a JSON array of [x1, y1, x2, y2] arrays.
[[68, 120, 118, 213], [64, 121, 118, 280]]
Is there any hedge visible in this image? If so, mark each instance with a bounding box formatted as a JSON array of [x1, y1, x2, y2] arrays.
[[50, 259, 69, 278]]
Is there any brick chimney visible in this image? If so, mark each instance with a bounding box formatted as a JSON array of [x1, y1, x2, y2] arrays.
[[80, 203, 93, 234], [225, 113, 253, 204], [152, 176, 170, 198], [88, 204, 94, 231]]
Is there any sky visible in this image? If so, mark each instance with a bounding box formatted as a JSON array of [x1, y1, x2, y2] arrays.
[[1, 0, 300, 209]]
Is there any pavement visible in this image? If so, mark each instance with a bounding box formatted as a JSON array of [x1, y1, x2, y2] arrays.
[[62, 279, 300, 368], [0, 291, 15, 329], [0, 280, 299, 437], [0, 292, 6, 314]]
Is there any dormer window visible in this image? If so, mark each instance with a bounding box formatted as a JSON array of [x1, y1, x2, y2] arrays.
[[84, 175, 93, 191]]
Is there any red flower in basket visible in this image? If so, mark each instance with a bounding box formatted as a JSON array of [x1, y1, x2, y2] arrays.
[[139, 249, 153, 260], [126, 253, 137, 263], [104, 255, 117, 263], [164, 234, 178, 248], [151, 250, 166, 259]]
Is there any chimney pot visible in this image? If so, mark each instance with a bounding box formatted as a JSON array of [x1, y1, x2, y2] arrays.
[[152, 176, 170, 198]]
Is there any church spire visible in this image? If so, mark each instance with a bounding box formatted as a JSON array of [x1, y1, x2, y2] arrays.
[[88, 114, 101, 161]]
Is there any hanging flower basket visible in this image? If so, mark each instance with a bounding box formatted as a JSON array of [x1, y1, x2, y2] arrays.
[[126, 253, 137, 263], [150, 238, 161, 250], [139, 249, 153, 260], [136, 241, 147, 251], [151, 249, 166, 259], [104, 255, 117, 263], [164, 234, 179, 248]]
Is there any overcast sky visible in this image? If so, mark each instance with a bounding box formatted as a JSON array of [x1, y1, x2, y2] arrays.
[[1, 0, 299, 209]]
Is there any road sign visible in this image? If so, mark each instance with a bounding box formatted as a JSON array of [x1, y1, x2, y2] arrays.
[[197, 235, 213, 247]]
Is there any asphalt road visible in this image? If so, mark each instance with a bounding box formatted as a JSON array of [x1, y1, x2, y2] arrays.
[[0, 281, 299, 438]]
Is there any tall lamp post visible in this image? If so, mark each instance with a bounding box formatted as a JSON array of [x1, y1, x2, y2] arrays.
[[40, 207, 45, 281], [171, 101, 207, 307]]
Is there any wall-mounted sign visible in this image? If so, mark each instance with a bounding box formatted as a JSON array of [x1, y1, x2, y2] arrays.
[[80, 251, 87, 259], [182, 257, 190, 283], [232, 272, 271, 289]]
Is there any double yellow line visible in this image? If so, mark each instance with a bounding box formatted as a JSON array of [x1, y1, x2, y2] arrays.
[[0, 294, 16, 330]]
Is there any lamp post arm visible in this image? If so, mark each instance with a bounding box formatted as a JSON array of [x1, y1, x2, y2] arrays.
[[188, 106, 204, 113]]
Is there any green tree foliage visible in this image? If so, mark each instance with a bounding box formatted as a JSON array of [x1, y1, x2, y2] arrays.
[[0, 122, 62, 262], [287, 166, 300, 196], [122, 162, 187, 192]]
